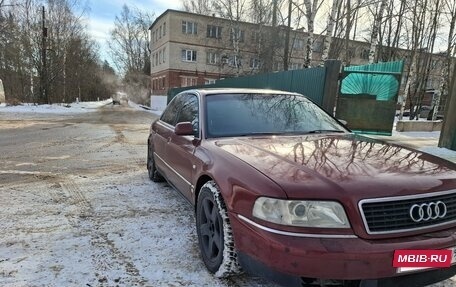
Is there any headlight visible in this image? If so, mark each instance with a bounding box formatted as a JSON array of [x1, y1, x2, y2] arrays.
[[252, 197, 350, 228]]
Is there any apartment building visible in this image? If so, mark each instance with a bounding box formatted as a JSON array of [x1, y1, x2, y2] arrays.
[[149, 9, 341, 95], [149, 9, 447, 105]]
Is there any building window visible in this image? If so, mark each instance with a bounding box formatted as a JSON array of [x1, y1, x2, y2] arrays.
[[181, 49, 197, 62], [250, 58, 260, 69], [162, 47, 166, 63], [273, 61, 282, 71], [230, 28, 245, 42], [426, 78, 434, 89], [290, 63, 302, 70], [205, 78, 216, 84], [182, 21, 198, 35], [360, 49, 369, 60], [159, 50, 163, 64], [152, 31, 155, 43], [229, 55, 242, 67], [159, 26, 162, 38], [207, 25, 222, 38], [292, 38, 305, 50], [163, 22, 166, 36], [207, 51, 218, 65], [251, 31, 261, 43], [313, 41, 323, 53], [181, 76, 197, 87]]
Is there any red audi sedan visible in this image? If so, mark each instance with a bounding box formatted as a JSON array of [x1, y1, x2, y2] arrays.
[[147, 88, 456, 287]]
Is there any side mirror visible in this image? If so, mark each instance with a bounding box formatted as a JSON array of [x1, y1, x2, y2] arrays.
[[174, 122, 194, 136]]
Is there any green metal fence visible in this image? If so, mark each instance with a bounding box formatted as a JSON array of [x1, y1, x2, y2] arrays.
[[168, 67, 327, 105]]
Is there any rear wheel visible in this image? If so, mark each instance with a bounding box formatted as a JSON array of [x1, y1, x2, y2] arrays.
[[147, 141, 164, 182], [196, 181, 241, 277]]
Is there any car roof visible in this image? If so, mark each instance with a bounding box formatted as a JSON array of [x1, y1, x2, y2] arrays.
[[181, 88, 303, 97]]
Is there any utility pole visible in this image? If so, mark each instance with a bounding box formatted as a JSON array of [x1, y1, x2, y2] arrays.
[[40, 6, 48, 104]]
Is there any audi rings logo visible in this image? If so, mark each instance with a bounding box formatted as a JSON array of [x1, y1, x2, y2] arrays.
[[409, 201, 447, 223]]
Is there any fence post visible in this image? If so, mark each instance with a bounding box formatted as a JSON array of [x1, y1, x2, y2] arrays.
[[321, 60, 342, 114]]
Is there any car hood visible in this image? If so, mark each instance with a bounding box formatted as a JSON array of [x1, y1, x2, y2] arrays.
[[215, 134, 456, 200]]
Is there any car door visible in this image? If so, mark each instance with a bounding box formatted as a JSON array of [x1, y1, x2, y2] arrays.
[[152, 95, 181, 180], [165, 93, 200, 202]]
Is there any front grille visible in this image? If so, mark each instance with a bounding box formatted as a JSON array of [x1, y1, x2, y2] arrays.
[[360, 190, 456, 234]]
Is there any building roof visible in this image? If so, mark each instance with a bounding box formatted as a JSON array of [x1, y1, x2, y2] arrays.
[[149, 9, 276, 31]]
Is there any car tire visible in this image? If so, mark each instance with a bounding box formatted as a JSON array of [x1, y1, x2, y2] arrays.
[[147, 142, 164, 182], [196, 181, 242, 277]]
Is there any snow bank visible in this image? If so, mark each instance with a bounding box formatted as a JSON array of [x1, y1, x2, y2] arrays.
[[0, 99, 112, 114], [420, 146, 456, 163], [128, 100, 163, 116]]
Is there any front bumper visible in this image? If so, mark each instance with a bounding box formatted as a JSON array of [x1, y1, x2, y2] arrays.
[[231, 213, 456, 282]]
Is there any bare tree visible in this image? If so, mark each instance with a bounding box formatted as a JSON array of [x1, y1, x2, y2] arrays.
[[212, 0, 248, 75], [302, 0, 323, 67], [432, 0, 456, 120], [368, 0, 387, 63], [321, 0, 342, 65], [182, 0, 213, 15], [107, 4, 154, 74], [0, 0, 116, 104], [377, 0, 408, 61], [399, 0, 433, 119]]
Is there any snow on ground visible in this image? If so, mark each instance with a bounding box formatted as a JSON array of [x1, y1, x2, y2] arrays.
[[367, 127, 456, 163], [128, 101, 163, 116], [0, 109, 273, 287], [393, 130, 442, 138], [0, 99, 112, 114], [393, 131, 456, 163], [420, 146, 456, 163], [0, 99, 162, 118]]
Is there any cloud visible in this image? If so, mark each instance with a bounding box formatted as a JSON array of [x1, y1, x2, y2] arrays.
[[87, 17, 114, 42]]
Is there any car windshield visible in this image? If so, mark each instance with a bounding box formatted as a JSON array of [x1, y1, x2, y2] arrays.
[[205, 93, 347, 138]]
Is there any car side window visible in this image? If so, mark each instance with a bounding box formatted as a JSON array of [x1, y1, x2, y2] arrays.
[[160, 96, 182, 126], [175, 94, 199, 137]]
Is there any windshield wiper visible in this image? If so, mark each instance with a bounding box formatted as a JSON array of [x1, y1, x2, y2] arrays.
[[236, 132, 284, 137], [305, 129, 345, 134]]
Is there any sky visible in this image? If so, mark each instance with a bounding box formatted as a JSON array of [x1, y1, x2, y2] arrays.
[[83, 0, 182, 67]]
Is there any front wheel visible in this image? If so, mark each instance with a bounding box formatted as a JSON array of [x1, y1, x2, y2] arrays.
[[196, 181, 241, 277], [147, 141, 164, 182]]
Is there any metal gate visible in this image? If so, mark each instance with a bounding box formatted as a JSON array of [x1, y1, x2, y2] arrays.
[[336, 61, 404, 135]]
